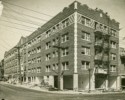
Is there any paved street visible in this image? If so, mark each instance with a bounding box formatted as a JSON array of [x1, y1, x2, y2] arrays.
[[0, 83, 125, 100]]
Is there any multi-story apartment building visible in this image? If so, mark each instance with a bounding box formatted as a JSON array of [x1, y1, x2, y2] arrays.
[[119, 47, 125, 90], [0, 59, 4, 80], [4, 1, 120, 90]]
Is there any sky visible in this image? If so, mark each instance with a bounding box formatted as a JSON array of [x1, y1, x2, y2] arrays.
[[0, 0, 125, 60]]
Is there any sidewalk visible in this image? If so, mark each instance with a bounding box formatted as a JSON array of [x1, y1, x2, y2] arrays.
[[1, 82, 125, 95]]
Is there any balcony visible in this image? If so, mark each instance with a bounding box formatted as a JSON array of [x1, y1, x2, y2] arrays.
[[95, 41, 103, 51], [95, 68, 108, 74], [94, 28, 103, 36], [103, 29, 110, 36], [94, 54, 102, 64], [103, 43, 110, 53], [103, 43, 109, 48], [94, 26, 111, 37]]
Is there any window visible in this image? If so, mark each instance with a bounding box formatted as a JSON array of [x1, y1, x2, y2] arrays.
[[61, 48, 68, 57], [32, 38, 36, 45], [111, 41, 116, 49], [46, 30, 51, 38], [62, 18, 69, 28], [28, 42, 31, 48], [33, 58, 36, 63], [52, 51, 56, 58], [52, 51, 58, 58], [28, 51, 31, 57], [81, 16, 85, 25], [85, 18, 91, 27], [46, 65, 51, 72], [46, 41, 51, 49], [111, 53, 116, 60], [52, 64, 58, 70], [111, 29, 117, 37], [81, 16, 93, 28], [52, 26, 56, 33], [52, 39, 56, 45], [37, 57, 41, 63], [81, 61, 90, 70], [61, 33, 69, 43], [104, 26, 108, 33], [110, 65, 116, 72], [37, 67, 41, 73], [46, 53, 51, 61], [28, 60, 31, 65], [81, 46, 90, 55], [37, 36, 41, 43], [56, 24, 60, 30], [62, 62, 69, 70], [31, 49, 36, 55], [81, 31, 90, 41], [37, 46, 41, 53], [100, 24, 104, 30]]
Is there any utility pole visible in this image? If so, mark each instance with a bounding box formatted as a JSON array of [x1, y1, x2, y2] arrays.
[[53, 33, 65, 90], [15, 46, 22, 85], [107, 15, 110, 90]]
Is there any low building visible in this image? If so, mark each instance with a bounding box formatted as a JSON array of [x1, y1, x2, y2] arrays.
[[119, 47, 125, 90], [4, 1, 120, 91]]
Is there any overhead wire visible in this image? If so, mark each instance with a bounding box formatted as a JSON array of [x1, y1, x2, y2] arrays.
[[2, 0, 53, 17], [3, 4, 48, 29], [2, 5, 42, 26], [2, 1, 63, 27], [0, 9, 30, 36], [2, 13, 42, 26], [4, 6, 48, 22], [0, 24, 33, 32], [0, 19, 38, 29], [0, 37, 14, 48], [0, 42, 9, 50]]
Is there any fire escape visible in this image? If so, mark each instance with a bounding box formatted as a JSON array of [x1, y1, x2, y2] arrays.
[[94, 22, 110, 88]]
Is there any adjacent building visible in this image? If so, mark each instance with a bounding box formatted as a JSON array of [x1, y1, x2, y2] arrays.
[[0, 59, 4, 80], [119, 47, 125, 90], [4, 1, 120, 91]]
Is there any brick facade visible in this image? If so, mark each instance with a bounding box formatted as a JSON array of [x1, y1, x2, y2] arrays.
[[3, 1, 120, 90]]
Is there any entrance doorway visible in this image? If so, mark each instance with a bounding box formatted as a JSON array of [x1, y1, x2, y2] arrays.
[[121, 78, 125, 90], [54, 76, 58, 88], [95, 74, 107, 88]]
